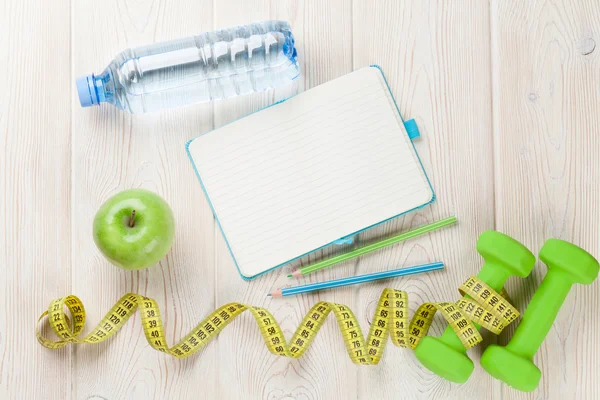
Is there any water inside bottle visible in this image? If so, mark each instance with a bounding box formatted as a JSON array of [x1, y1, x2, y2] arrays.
[[90, 21, 298, 114]]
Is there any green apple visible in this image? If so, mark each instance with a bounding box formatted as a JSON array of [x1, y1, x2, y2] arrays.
[[93, 189, 175, 270]]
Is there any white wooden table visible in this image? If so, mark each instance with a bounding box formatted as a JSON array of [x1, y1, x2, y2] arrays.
[[2, 1, 599, 399]]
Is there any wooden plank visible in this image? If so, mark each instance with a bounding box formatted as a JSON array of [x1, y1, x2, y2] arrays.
[[352, 1, 498, 398], [0, 0, 72, 399], [492, 0, 600, 398], [71, 1, 218, 399], [211, 1, 358, 399]]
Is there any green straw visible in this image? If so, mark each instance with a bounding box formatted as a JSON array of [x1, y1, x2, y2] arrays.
[[288, 216, 457, 278]]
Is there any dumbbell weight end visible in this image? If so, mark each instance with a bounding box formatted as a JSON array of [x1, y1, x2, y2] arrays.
[[414, 263, 512, 383]]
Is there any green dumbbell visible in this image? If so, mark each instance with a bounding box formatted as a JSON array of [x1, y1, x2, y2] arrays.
[[414, 231, 536, 383], [480, 239, 599, 392]]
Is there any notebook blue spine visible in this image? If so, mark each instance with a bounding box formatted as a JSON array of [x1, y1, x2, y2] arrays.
[[186, 65, 435, 280]]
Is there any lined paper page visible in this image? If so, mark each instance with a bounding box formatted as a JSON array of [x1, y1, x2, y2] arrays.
[[188, 67, 433, 277]]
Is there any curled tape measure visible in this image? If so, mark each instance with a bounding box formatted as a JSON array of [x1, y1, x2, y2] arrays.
[[37, 276, 517, 364]]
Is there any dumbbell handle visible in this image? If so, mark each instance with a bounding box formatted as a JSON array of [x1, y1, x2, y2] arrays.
[[506, 270, 572, 358], [438, 261, 510, 352]]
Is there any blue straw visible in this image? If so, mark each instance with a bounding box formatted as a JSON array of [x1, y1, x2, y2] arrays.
[[268, 262, 444, 297]]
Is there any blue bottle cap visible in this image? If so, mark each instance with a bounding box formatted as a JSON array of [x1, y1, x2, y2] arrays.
[[76, 74, 99, 107]]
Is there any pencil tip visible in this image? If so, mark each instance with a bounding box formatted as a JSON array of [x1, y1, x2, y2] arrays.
[[287, 274, 292, 278], [266, 293, 271, 296]]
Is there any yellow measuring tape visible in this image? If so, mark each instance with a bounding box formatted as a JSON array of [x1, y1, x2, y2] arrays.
[[37, 276, 518, 364]]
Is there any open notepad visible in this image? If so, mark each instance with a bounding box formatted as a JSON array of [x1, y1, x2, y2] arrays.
[[187, 66, 434, 279]]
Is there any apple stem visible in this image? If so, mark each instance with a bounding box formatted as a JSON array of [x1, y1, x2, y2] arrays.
[[129, 210, 136, 227]]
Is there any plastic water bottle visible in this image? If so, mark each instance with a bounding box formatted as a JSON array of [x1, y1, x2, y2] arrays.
[[76, 21, 298, 114]]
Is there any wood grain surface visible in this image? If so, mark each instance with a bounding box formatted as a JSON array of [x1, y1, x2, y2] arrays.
[[492, 1, 600, 399], [1, 0, 598, 399]]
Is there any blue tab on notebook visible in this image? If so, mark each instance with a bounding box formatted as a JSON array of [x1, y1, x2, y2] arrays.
[[404, 119, 420, 140]]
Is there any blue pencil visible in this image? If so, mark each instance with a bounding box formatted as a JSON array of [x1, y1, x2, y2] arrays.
[[267, 262, 444, 297]]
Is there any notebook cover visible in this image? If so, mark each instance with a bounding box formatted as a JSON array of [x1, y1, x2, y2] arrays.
[[186, 65, 435, 280]]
